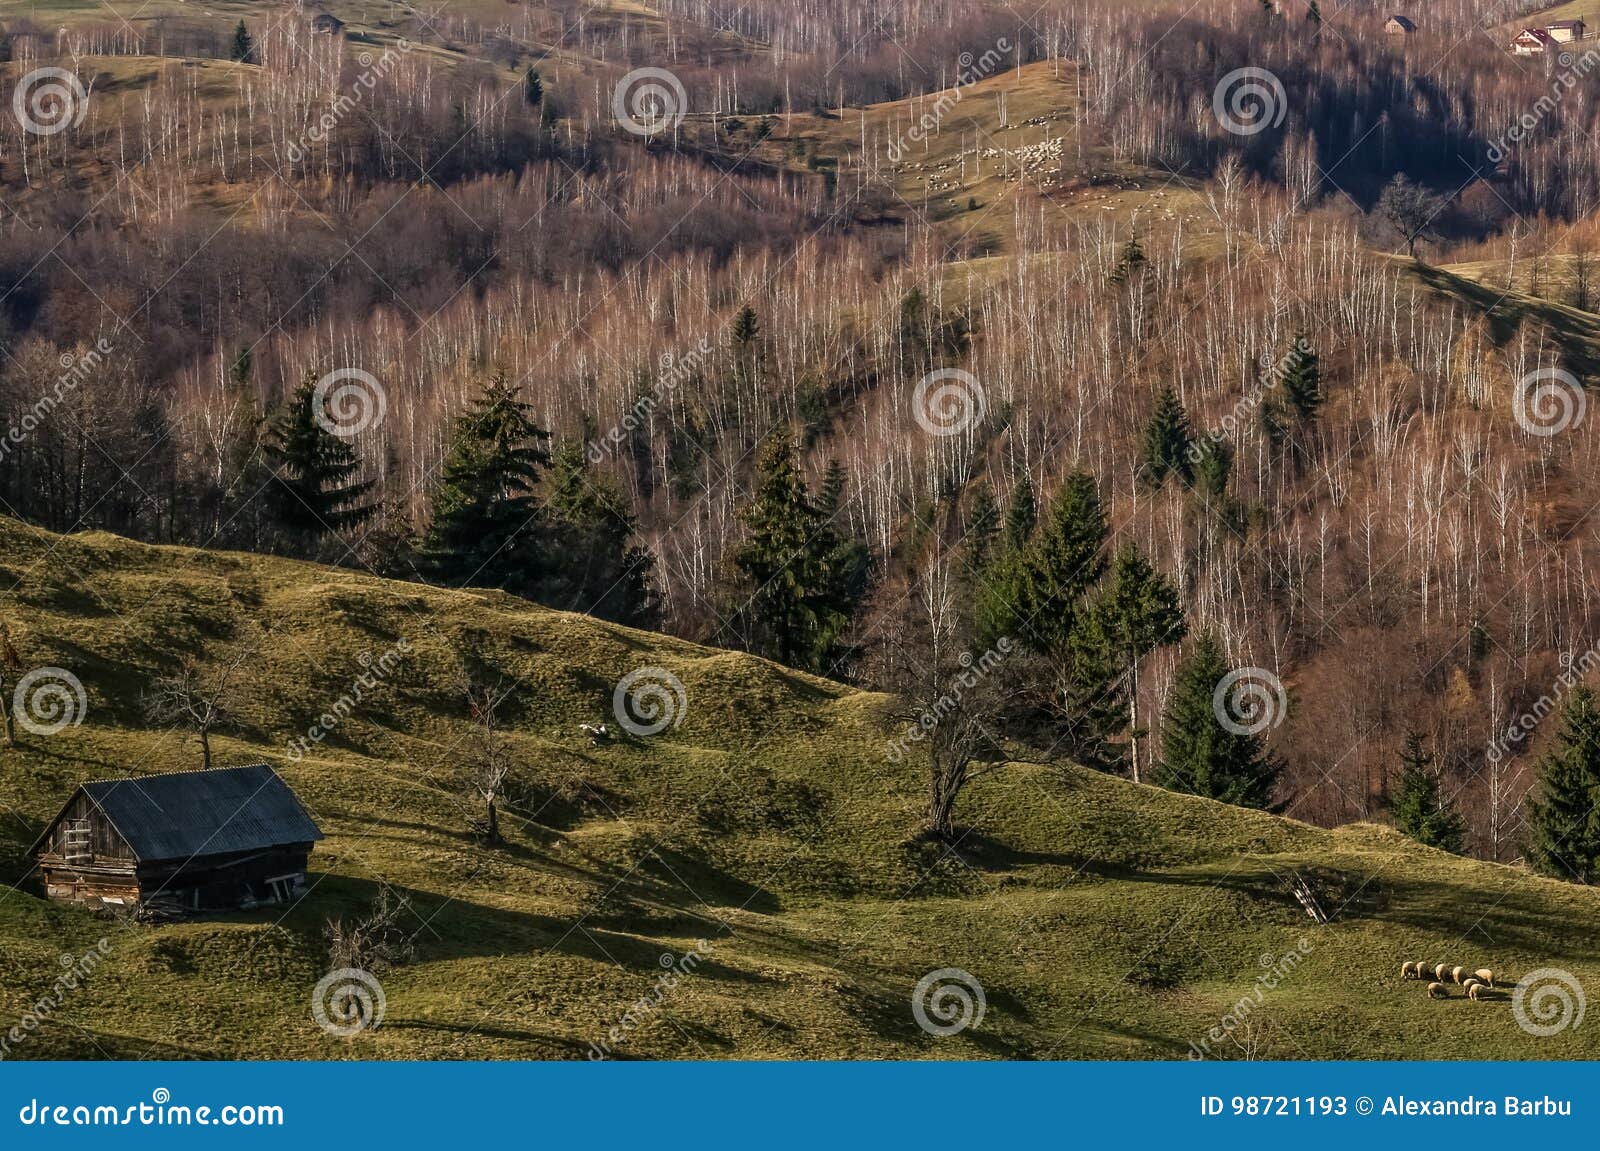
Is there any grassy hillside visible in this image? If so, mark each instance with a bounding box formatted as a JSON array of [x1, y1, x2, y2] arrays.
[[0, 515, 1597, 1060]]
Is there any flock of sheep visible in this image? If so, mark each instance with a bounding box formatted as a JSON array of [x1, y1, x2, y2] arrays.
[[1401, 961, 1495, 1000]]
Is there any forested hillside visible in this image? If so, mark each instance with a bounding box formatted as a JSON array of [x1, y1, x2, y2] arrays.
[[5, 0, 1600, 865]]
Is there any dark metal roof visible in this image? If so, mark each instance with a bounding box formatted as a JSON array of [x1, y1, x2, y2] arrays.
[[67, 764, 322, 862]]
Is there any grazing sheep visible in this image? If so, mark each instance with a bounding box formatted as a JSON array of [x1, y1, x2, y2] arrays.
[[1474, 968, 1494, 988], [1468, 983, 1487, 1000], [1434, 963, 1449, 982], [1462, 978, 1482, 994], [1452, 965, 1466, 984], [1401, 961, 1416, 980], [1427, 981, 1449, 999]]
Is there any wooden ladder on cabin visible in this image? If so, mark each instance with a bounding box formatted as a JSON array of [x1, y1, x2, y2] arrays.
[[63, 819, 91, 864]]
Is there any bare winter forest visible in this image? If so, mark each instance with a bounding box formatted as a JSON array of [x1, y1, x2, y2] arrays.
[[5, 0, 1600, 862]]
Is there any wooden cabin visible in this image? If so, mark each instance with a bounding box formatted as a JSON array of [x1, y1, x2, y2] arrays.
[[1384, 15, 1416, 34], [1547, 18, 1587, 42], [31, 764, 322, 912]]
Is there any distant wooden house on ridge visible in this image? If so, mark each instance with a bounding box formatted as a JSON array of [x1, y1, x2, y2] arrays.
[[31, 764, 322, 912], [1384, 15, 1417, 34], [311, 13, 347, 36], [1511, 26, 1558, 54]]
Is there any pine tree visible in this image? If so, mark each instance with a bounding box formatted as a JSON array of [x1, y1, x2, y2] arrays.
[[1279, 335, 1323, 422], [1154, 632, 1281, 808], [1108, 235, 1146, 286], [732, 305, 761, 347], [523, 67, 543, 106], [421, 371, 552, 596], [1094, 545, 1187, 782], [1140, 385, 1194, 488], [960, 480, 999, 585], [264, 373, 375, 548], [1527, 687, 1600, 884], [230, 20, 254, 63], [1003, 473, 1036, 550], [1014, 471, 1108, 658], [1192, 433, 1233, 503], [544, 440, 659, 626], [731, 432, 849, 672], [1389, 732, 1464, 852], [1307, 0, 1322, 25]]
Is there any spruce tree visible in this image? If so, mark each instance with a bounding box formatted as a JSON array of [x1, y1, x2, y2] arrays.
[[1108, 235, 1146, 286], [1192, 433, 1233, 503], [523, 67, 543, 106], [1003, 473, 1036, 550], [731, 432, 848, 672], [1279, 335, 1323, 422], [545, 440, 659, 626], [961, 480, 999, 586], [1094, 545, 1187, 782], [1389, 732, 1465, 852], [1527, 687, 1600, 884], [1307, 0, 1322, 25], [230, 20, 254, 63], [1140, 385, 1194, 488], [1154, 631, 1281, 808], [732, 305, 761, 347], [264, 373, 375, 548], [422, 372, 552, 596], [1014, 471, 1108, 658]]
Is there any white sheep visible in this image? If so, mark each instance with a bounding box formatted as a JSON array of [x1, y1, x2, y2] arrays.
[[1401, 961, 1416, 980], [1427, 981, 1449, 999], [579, 722, 610, 746], [1474, 968, 1494, 988], [1451, 965, 1466, 985], [1462, 977, 1482, 994], [1468, 982, 1487, 1001], [1433, 963, 1449, 982]]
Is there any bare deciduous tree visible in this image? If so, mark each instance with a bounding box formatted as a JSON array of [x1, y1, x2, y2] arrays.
[[142, 642, 254, 769], [464, 681, 515, 846]]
